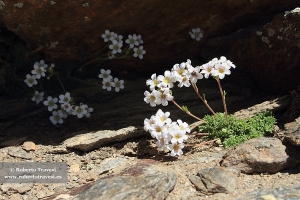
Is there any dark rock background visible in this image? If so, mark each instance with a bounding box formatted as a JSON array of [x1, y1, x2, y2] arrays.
[[0, 1, 299, 94]]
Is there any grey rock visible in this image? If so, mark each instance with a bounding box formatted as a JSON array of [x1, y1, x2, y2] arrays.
[[8, 148, 32, 160], [65, 183, 74, 189], [73, 172, 177, 200], [63, 126, 147, 152], [182, 151, 228, 165], [22, 195, 38, 200], [189, 167, 239, 194], [237, 185, 300, 200], [0, 183, 33, 194], [47, 146, 69, 154], [220, 137, 293, 174], [233, 95, 291, 120], [284, 116, 300, 146], [98, 157, 128, 175]]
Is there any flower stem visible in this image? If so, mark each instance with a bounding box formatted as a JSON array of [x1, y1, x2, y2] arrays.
[[55, 74, 67, 93], [171, 100, 206, 123], [216, 78, 228, 124], [190, 81, 217, 117]]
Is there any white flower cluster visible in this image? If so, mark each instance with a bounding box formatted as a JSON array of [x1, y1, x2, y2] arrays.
[[143, 56, 236, 156], [189, 28, 204, 41], [24, 60, 50, 87], [144, 109, 190, 156], [44, 92, 93, 125], [25, 60, 93, 125], [144, 56, 236, 108], [101, 30, 146, 59], [98, 69, 124, 92]]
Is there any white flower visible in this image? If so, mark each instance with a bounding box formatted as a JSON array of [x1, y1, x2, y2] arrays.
[[102, 30, 114, 42], [168, 142, 184, 156], [144, 116, 156, 131], [49, 110, 64, 125], [156, 134, 169, 151], [125, 34, 139, 48], [59, 92, 71, 104], [34, 60, 48, 69], [98, 69, 113, 81], [211, 63, 231, 79], [189, 66, 203, 83], [43, 96, 58, 111], [157, 70, 176, 89], [136, 34, 143, 44], [82, 104, 93, 118], [200, 60, 216, 79], [58, 109, 68, 119], [31, 64, 46, 79], [149, 122, 167, 139], [219, 56, 236, 69], [102, 79, 115, 91], [156, 88, 174, 106], [172, 63, 184, 76], [31, 91, 44, 104], [113, 78, 124, 92], [176, 119, 190, 133], [144, 90, 159, 107], [133, 46, 146, 59], [24, 74, 38, 87], [109, 40, 123, 54], [146, 73, 160, 91], [177, 75, 191, 88], [61, 102, 72, 113], [189, 28, 204, 41], [170, 130, 188, 144], [154, 109, 172, 125], [72, 104, 87, 118], [112, 33, 123, 44]]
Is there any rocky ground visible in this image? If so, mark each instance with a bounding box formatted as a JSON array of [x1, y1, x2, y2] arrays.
[[0, 77, 300, 200]]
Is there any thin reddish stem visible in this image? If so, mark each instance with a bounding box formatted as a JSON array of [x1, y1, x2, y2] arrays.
[[171, 100, 206, 123]]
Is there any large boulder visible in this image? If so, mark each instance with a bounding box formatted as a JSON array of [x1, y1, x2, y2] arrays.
[[201, 8, 300, 94], [0, 0, 298, 75]]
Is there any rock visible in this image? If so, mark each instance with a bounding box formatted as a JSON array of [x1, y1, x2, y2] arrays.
[[8, 194, 23, 200], [69, 164, 80, 173], [22, 141, 36, 151], [53, 194, 73, 200], [73, 172, 177, 200], [98, 157, 129, 175], [201, 8, 300, 94], [47, 146, 69, 154], [220, 137, 293, 174], [63, 126, 147, 152], [284, 116, 300, 146], [189, 167, 239, 194], [0, 1, 299, 74], [8, 148, 32, 160], [233, 95, 292, 120], [0, 183, 33, 195], [237, 185, 300, 200]]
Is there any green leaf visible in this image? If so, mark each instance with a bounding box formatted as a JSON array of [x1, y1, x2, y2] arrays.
[[182, 106, 189, 112]]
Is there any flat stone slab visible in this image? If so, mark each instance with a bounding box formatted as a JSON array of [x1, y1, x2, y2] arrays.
[[73, 172, 177, 200], [237, 185, 300, 200], [189, 167, 239, 194], [63, 126, 147, 152]]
